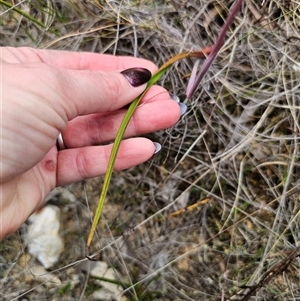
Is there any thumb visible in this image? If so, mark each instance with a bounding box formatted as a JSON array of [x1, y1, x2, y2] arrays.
[[57, 67, 152, 120]]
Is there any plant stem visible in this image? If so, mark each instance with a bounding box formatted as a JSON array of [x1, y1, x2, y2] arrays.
[[85, 46, 213, 259]]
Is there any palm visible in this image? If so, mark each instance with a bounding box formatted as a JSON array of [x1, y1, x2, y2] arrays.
[[1, 146, 58, 237]]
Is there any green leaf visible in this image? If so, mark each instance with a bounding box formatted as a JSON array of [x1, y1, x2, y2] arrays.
[[85, 47, 213, 257]]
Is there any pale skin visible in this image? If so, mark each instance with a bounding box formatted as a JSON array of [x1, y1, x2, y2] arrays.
[[0, 47, 181, 240]]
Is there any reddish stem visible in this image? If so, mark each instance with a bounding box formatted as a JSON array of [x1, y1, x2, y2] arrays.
[[186, 0, 244, 98]]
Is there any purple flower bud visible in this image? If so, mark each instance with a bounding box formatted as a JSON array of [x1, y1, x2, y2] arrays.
[[186, 0, 244, 98]]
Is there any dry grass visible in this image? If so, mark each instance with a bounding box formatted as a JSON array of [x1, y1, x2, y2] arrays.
[[1, 0, 300, 300]]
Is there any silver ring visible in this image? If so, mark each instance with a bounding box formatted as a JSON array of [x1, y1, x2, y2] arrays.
[[57, 133, 66, 150]]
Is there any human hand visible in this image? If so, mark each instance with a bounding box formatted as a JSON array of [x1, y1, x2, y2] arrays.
[[0, 47, 184, 239]]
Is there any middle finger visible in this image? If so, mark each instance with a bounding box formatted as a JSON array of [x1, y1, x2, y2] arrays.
[[61, 86, 182, 148]]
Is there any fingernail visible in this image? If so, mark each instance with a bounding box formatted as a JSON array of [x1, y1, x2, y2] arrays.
[[121, 68, 152, 87], [170, 94, 187, 116], [153, 142, 162, 154], [178, 102, 187, 116], [171, 94, 180, 102]]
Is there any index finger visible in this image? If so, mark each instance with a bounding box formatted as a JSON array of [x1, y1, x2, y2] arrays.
[[2, 47, 158, 72], [41, 50, 158, 72]]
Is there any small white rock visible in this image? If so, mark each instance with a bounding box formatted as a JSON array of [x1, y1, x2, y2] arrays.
[[79, 261, 125, 301], [26, 205, 64, 269], [29, 265, 61, 285]]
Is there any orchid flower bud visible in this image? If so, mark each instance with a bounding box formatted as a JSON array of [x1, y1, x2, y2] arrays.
[[186, 0, 244, 98]]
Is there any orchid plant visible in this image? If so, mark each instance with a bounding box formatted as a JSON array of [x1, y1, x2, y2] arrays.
[[86, 0, 244, 258]]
